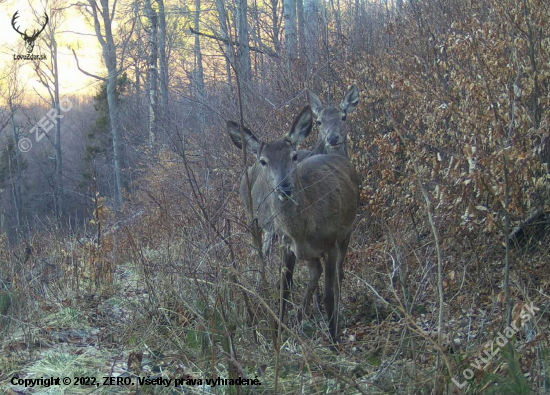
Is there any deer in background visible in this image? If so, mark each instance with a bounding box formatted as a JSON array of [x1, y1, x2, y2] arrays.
[[300, 84, 360, 159], [228, 106, 360, 340]]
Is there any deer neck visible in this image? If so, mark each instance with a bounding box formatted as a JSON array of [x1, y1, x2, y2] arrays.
[[325, 141, 348, 157], [270, 173, 307, 239], [312, 136, 348, 157], [312, 139, 325, 155]]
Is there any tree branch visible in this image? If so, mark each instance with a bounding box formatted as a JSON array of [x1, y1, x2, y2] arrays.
[[72, 49, 106, 81], [189, 27, 277, 57]]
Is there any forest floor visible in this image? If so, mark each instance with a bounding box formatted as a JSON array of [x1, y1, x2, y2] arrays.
[[1, 219, 549, 394]]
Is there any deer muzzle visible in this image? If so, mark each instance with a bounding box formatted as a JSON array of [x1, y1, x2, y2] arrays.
[[276, 182, 293, 201]]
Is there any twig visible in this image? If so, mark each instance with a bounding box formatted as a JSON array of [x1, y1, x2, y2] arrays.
[[189, 27, 276, 56]]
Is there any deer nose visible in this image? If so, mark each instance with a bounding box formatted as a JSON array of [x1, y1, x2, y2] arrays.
[[327, 134, 340, 146], [277, 182, 292, 200]]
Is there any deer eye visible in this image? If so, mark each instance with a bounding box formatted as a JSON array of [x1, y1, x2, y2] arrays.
[[316, 120, 322, 126], [292, 153, 298, 161], [341, 115, 347, 121], [259, 159, 267, 166]]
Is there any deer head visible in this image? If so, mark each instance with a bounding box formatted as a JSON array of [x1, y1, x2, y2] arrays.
[[307, 85, 359, 155], [12, 11, 49, 54], [228, 106, 313, 202]]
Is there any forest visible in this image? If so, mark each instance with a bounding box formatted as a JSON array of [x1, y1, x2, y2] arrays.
[[0, 0, 549, 393]]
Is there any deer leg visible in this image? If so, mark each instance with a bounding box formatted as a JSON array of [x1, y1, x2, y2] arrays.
[[329, 234, 352, 341], [338, 233, 352, 284], [297, 258, 322, 323], [324, 248, 340, 340], [314, 287, 322, 314], [281, 246, 296, 323]]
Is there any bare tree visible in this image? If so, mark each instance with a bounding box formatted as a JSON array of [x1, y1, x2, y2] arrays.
[[33, 0, 65, 218], [144, 0, 158, 147], [157, 0, 168, 116], [297, 0, 305, 55], [78, 0, 124, 205], [194, 0, 205, 127], [283, 0, 297, 57], [236, 0, 251, 82], [130, 0, 145, 119], [329, 0, 342, 41], [0, 63, 25, 234], [251, 0, 266, 85], [269, 0, 280, 52], [304, 0, 318, 67], [216, 0, 233, 87]]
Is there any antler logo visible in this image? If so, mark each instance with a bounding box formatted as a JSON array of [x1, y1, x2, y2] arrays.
[[11, 11, 49, 54]]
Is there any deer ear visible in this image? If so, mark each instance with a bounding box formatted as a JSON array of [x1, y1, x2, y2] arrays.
[[286, 106, 312, 146], [227, 121, 261, 154], [307, 90, 323, 118], [340, 84, 359, 115]]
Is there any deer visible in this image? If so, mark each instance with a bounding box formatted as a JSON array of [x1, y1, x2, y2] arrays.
[[11, 11, 49, 54], [241, 85, 360, 255], [228, 106, 360, 340], [300, 84, 360, 159]]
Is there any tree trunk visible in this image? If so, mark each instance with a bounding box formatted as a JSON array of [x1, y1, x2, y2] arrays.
[[216, 0, 233, 88], [194, 0, 205, 127], [157, 0, 169, 115], [304, 0, 318, 67], [133, 0, 143, 115], [253, 0, 266, 84], [236, 0, 252, 82], [354, 0, 360, 32], [135, 61, 141, 106], [270, 0, 280, 52], [31, 2, 65, 219], [297, 0, 305, 55], [331, 0, 342, 40], [92, 0, 123, 205], [145, 0, 158, 147], [8, 111, 22, 231], [283, 0, 297, 57], [52, 28, 64, 218]]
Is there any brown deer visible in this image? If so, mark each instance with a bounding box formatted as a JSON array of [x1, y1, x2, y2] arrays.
[[11, 11, 49, 54], [241, 85, 360, 255], [301, 84, 360, 158], [228, 106, 359, 340]]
